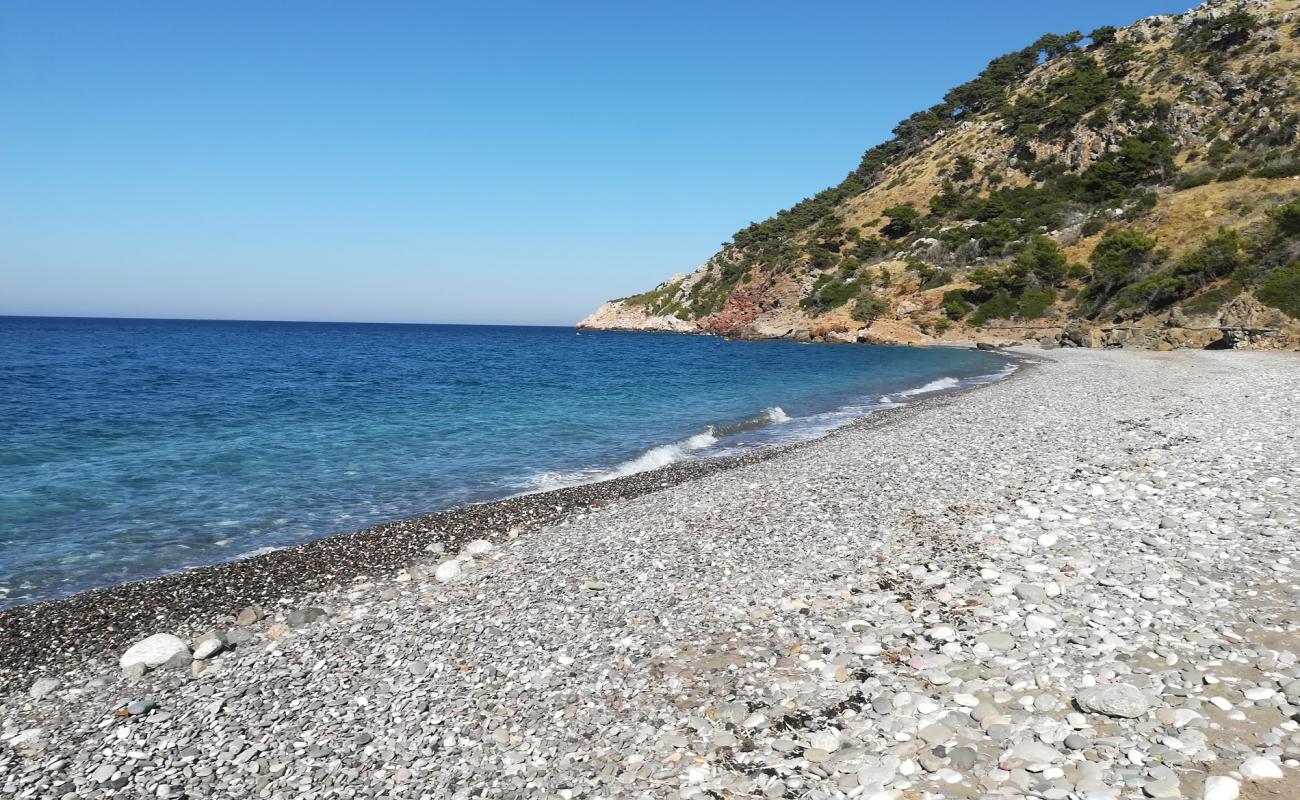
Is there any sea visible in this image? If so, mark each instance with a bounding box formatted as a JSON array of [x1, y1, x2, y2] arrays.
[[0, 316, 1012, 608]]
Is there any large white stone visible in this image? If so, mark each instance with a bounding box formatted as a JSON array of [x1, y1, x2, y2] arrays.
[[464, 539, 494, 556], [1202, 775, 1239, 800], [1075, 683, 1151, 718], [434, 560, 462, 582], [119, 633, 189, 670], [1238, 757, 1282, 781]]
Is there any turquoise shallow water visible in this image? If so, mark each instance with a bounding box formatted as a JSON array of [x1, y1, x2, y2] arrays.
[[0, 317, 1010, 607]]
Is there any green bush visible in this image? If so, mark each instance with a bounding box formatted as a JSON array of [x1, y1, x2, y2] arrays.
[[1089, 25, 1117, 47], [800, 275, 861, 311], [1269, 198, 1300, 237], [855, 236, 890, 259], [1098, 228, 1250, 314], [942, 289, 973, 319], [880, 204, 920, 239], [1257, 262, 1300, 318], [624, 280, 684, 315], [1207, 139, 1235, 166], [1018, 287, 1058, 319], [1182, 280, 1243, 316], [1004, 55, 1134, 138], [851, 293, 891, 323], [1175, 7, 1258, 53], [1253, 161, 1300, 179], [1079, 127, 1175, 201], [1015, 235, 1068, 286], [1169, 228, 1250, 288], [1086, 228, 1160, 302], [1080, 218, 1106, 237], [918, 266, 952, 290], [969, 290, 1018, 326], [952, 155, 975, 182], [1175, 170, 1218, 190], [1217, 165, 1249, 182], [976, 218, 1019, 250]]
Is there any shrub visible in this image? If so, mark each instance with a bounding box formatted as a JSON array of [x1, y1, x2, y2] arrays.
[[1257, 262, 1300, 317], [1182, 280, 1243, 316], [1207, 138, 1235, 166], [1079, 127, 1175, 201], [856, 235, 890, 259], [1175, 7, 1258, 53], [1270, 197, 1300, 237], [976, 218, 1019, 250], [1080, 218, 1106, 237], [1217, 165, 1249, 182], [1087, 228, 1160, 301], [952, 155, 975, 182], [1015, 235, 1069, 286], [918, 266, 952, 290], [969, 290, 1018, 326], [1253, 161, 1300, 179], [851, 293, 891, 323], [1101, 228, 1250, 313], [1089, 26, 1118, 47], [1126, 192, 1159, 220], [942, 289, 973, 319], [881, 204, 920, 239], [1004, 56, 1129, 137], [624, 280, 684, 315], [800, 276, 861, 311], [1018, 287, 1058, 319], [1175, 170, 1218, 190], [1169, 228, 1250, 288]]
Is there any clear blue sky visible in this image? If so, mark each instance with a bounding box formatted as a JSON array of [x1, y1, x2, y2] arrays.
[[1, 0, 1191, 325]]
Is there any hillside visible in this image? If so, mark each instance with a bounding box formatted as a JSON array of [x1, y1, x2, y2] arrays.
[[580, 0, 1300, 349]]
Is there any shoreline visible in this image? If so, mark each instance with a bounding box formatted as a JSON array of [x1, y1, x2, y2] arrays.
[[3, 349, 1296, 799], [0, 351, 1031, 692]]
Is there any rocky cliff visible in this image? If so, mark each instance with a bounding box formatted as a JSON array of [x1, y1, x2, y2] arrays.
[[580, 0, 1300, 349]]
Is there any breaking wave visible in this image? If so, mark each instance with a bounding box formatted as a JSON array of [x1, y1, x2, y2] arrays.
[[879, 376, 960, 402], [516, 364, 1016, 496]]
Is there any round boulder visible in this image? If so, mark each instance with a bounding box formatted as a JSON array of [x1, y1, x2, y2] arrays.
[[119, 633, 190, 671], [1074, 683, 1151, 719]]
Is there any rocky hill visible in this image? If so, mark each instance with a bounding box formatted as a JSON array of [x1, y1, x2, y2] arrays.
[[580, 0, 1300, 349]]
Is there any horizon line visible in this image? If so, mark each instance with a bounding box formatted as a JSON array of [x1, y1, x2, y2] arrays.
[[0, 313, 579, 329]]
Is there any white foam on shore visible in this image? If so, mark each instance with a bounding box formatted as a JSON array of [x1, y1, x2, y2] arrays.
[[615, 429, 718, 475], [879, 376, 959, 403], [517, 363, 1017, 495], [521, 428, 719, 492]]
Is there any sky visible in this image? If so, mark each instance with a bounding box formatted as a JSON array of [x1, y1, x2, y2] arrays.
[[1, 0, 1193, 325]]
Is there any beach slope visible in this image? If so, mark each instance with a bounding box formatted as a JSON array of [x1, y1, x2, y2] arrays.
[[2, 349, 1298, 798]]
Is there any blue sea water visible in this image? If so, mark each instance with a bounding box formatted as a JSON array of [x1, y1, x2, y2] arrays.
[[0, 316, 1010, 608]]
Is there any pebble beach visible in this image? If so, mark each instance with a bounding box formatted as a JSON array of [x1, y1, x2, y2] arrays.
[[2, 348, 1299, 800]]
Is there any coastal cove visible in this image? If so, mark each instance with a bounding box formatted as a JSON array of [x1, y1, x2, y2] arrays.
[[6, 0, 1300, 796], [2, 348, 1296, 799], [0, 317, 1010, 609], [0, 356, 1025, 692]]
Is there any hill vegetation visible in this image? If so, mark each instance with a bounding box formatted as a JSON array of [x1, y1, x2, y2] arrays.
[[581, 0, 1300, 349]]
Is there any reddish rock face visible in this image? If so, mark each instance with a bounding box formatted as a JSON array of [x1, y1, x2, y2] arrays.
[[698, 282, 768, 336]]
